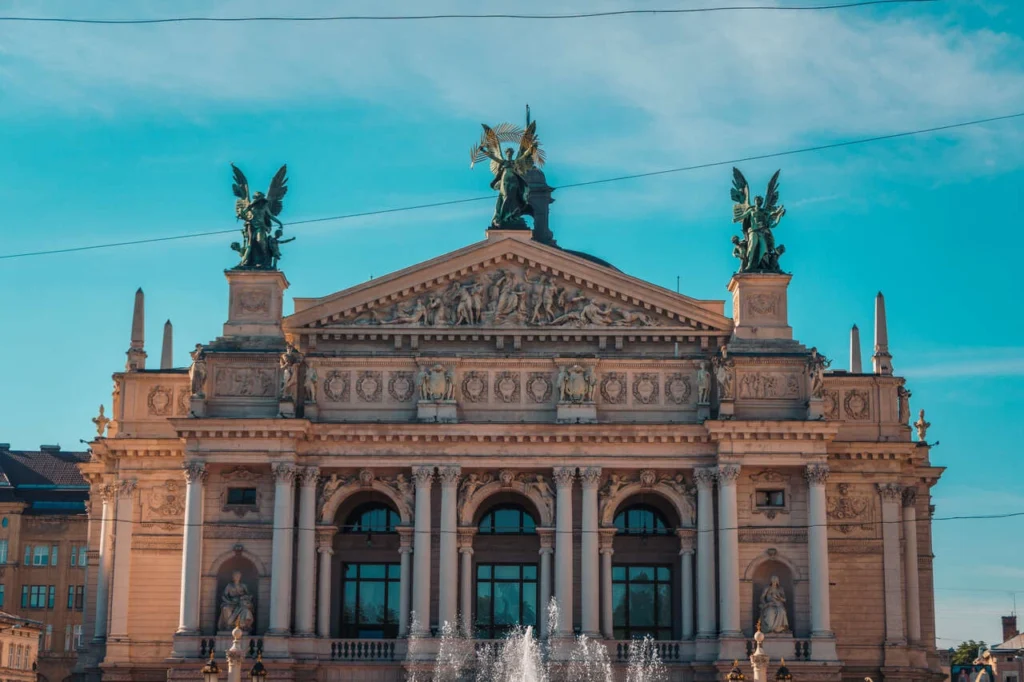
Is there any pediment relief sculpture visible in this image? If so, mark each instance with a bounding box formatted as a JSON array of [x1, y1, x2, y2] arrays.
[[338, 265, 664, 330], [557, 365, 596, 404]]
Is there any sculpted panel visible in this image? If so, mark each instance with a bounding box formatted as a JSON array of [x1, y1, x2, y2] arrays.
[[632, 373, 660, 405], [599, 372, 627, 405], [323, 370, 350, 403], [147, 385, 174, 416], [493, 371, 521, 404], [355, 371, 383, 403], [525, 372, 554, 404], [214, 367, 276, 398], [664, 373, 692, 405], [388, 371, 416, 403], [737, 371, 800, 399], [844, 390, 871, 420]]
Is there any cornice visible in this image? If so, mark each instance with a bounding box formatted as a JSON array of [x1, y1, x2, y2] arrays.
[[704, 420, 840, 442]]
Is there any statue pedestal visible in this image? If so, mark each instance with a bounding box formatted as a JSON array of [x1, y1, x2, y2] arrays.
[[718, 399, 735, 420], [303, 402, 319, 421], [556, 402, 597, 424], [728, 273, 792, 341], [761, 634, 796, 661], [810, 634, 838, 661], [223, 269, 289, 338], [189, 396, 206, 418], [417, 400, 457, 424], [278, 400, 296, 418], [697, 402, 711, 421], [807, 397, 824, 420]]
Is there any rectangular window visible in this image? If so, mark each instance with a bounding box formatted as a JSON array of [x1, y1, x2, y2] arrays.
[[51, 545, 58, 565], [24, 544, 31, 566], [65, 625, 71, 652], [474, 563, 539, 639], [0, 584, 5, 608], [20, 585, 27, 608], [340, 563, 401, 639], [0, 539, 7, 565], [44, 624, 52, 651], [67, 585, 75, 609], [33, 546, 49, 566], [48, 585, 56, 609], [26, 585, 47, 609], [70, 545, 76, 566], [226, 488, 258, 505], [755, 490, 786, 508], [76, 585, 84, 610], [78, 546, 87, 567], [73, 624, 83, 649], [612, 564, 673, 640]]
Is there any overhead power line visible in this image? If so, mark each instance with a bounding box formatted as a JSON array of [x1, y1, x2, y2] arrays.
[[2, 108, 1020, 262], [0, 1, 939, 25]]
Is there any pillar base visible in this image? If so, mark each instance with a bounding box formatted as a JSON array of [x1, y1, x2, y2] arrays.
[[718, 399, 735, 420], [728, 272, 793, 341], [303, 402, 318, 420], [697, 403, 711, 421], [417, 400, 457, 423], [556, 401, 597, 424], [717, 636, 747, 661], [811, 634, 839, 661], [223, 268, 289, 338], [189, 396, 206, 417], [279, 400, 296, 418], [807, 397, 825, 420]]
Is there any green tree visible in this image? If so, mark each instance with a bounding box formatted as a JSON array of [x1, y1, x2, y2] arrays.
[[952, 641, 987, 666]]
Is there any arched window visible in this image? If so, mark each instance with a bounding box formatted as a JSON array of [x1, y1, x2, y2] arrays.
[[344, 503, 400, 534], [613, 505, 670, 535], [478, 506, 536, 535]]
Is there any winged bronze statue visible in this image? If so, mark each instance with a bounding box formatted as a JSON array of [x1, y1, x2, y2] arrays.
[[730, 168, 786, 273], [230, 164, 292, 269], [470, 115, 545, 229]]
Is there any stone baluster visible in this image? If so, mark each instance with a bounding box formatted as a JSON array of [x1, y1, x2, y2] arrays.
[[878, 483, 906, 644], [316, 527, 336, 638], [458, 527, 476, 637], [599, 528, 617, 640], [903, 487, 921, 643], [177, 462, 207, 635], [438, 466, 461, 630], [295, 467, 320, 636], [553, 467, 576, 637], [92, 484, 117, 642], [537, 527, 555, 639], [268, 463, 297, 634], [108, 480, 137, 640], [580, 467, 601, 637], [677, 529, 695, 640], [411, 467, 434, 636], [693, 467, 717, 640], [398, 526, 414, 638], [717, 464, 741, 638]]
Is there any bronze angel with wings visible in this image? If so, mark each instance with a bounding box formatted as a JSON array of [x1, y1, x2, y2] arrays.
[[470, 119, 545, 228], [731, 168, 787, 273], [230, 164, 292, 269]]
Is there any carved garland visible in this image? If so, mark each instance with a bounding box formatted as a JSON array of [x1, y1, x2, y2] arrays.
[[323, 370, 351, 402]]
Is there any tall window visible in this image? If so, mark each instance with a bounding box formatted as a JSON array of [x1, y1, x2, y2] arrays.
[[0, 584, 5, 608], [475, 564, 538, 639], [73, 624, 83, 649], [0, 539, 8, 564], [70, 545, 88, 567], [67, 585, 84, 610], [30, 545, 49, 566], [344, 504, 400, 534], [612, 565, 673, 640], [44, 624, 53, 651], [340, 563, 401, 639], [613, 505, 671, 536], [478, 506, 536, 535]]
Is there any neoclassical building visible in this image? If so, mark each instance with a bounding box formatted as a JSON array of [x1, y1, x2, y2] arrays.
[[74, 184, 944, 682]]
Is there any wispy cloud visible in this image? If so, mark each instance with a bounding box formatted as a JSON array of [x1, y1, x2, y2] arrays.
[[902, 348, 1024, 379]]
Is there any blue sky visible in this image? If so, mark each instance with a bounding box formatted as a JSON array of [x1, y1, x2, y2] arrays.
[[1, 0, 1023, 645]]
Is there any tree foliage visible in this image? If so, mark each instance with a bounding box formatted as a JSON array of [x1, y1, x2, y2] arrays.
[[952, 641, 987, 666]]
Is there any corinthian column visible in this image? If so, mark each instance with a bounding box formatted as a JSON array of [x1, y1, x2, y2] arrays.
[[316, 527, 336, 638], [599, 528, 617, 640], [295, 467, 320, 636], [805, 465, 834, 639], [268, 463, 297, 634], [717, 464, 741, 638], [580, 467, 601, 637], [458, 527, 476, 637], [677, 529, 695, 640], [92, 484, 116, 642], [537, 527, 554, 639], [108, 480, 137, 640], [552, 467, 575, 637], [438, 466, 461, 630], [177, 462, 207, 634], [878, 483, 906, 645], [411, 467, 434, 636], [903, 487, 921, 643], [693, 467, 717, 640], [398, 526, 414, 638]]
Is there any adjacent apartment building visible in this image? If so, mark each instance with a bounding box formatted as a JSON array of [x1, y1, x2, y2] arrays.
[[0, 444, 90, 682]]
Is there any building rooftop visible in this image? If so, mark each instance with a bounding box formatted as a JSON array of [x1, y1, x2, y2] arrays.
[[0, 445, 88, 515]]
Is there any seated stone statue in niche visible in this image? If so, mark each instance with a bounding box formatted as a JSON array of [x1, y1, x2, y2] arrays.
[[218, 571, 255, 633], [758, 575, 790, 633]]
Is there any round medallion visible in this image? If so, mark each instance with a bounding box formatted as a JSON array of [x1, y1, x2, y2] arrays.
[[147, 386, 173, 416], [600, 373, 626, 404], [665, 373, 691, 405], [388, 372, 415, 402], [355, 371, 382, 403], [632, 373, 660, 405], [526, 373, 552, 403], [460, 372, 487, 403], [323, 370, 350, 402], [494, 371, 520, 403]]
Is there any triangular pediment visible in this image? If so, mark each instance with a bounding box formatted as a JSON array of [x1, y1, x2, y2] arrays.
[[285, 233, 731, 335]]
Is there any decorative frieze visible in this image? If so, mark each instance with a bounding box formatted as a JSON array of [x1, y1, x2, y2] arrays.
[[738, 528, 807, 544], [461, 371, 488, 403], [322, 370, 350, 402], [600, 372, 627, 404], [664, 373, 692, 405], [493, 371, 521, 403], [525, 372, 554, 403], [213, 367, 276, 398], [632, 373, 660, 405], [826, 483, 872, 535], [388, 371, 416, 402], [355, 370, 383, 403], [737, 372, 800, 400]]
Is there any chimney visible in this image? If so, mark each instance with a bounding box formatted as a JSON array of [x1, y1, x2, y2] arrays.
[[161, 320, 173, 370], [125, 288, 147, 371], [1003, 615, 1019, 643], [872, 291, 893, 375], [850, 324, 863, 373]]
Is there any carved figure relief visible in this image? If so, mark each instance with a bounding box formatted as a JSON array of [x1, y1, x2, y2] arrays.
[[914, 409, 931, 442], [826, 483, 871, 534], [844, 390, 870, 420], [279, 344, 303, 403], [665, 373, 692, 405], [214, 367, 276, 398], [341, 264, 661, 329], [525, 372, 553, 403], [697, 361, 711, 404], [557, 365, 596, 403], [598, 471, 695, 526], [759, 576, 790, 633], [493, 371, 521, 404], [822, 390, 839, 420], [303, 364, 319, 404], [355, 370, 383, 403], [738, 372, 799, 399], [221, 466, 261, 482], [897, 382, 912, 424], [807, 347, 831, 400], [323, 370, 350, 403], [317, 474, 354, 520], [388, 371, 416, 402], [460, 371, 488, 403], [147, 479, 185, 530], [599, 373, 627, 404], [379, 473, 415, 515], [418, 365, 455, 402], [218, 571, 255, 633], [147, 386, 174, 416], [713, 348, 735, 400], [189, 344, 208, 398], [632, 373, 660, 405]]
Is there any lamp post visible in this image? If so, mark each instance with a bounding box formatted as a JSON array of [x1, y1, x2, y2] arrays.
[[727, 660, 747, 682], [775, 659, 793, 682], [249, 653, 268, 682], [201, 651, 221, 682], [750, 622, 769, 682]]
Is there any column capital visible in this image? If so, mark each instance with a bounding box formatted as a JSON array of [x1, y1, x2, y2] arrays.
[[580, 467, 602, 489], [598, 526, 617, 551], [117, 479, 137, 498], [676, 527, 696, 554], [315, 525, 337, 549], [98, 482, 118, 503], [804, 463, 830, 487], [397, 525, 414, 549], [693, 466, 717, 490], [457, 526, 477, 549], [877, 482, 904, 502], [552, 467, 576, 488], [902, 486, 918, 508], [300, 466, 321, 487], [181, 461, 207, 484], [412, 466, 435, 488], [272, 462, 297, 485], [438, 466, 462, 488], [537, 526, 555, 550], [717, 463, 741, 485]]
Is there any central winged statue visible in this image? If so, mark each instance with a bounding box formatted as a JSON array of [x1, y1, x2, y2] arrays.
[[730, 168, 787, 273], [470, 112, 546, 229], [230, 164, 292, 269]]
